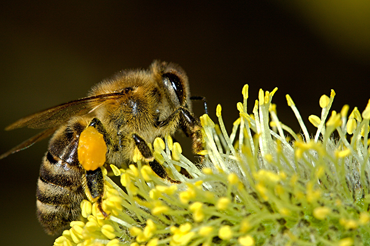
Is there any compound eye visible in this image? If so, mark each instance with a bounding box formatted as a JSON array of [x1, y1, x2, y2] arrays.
[[162, 73, 184, 107]]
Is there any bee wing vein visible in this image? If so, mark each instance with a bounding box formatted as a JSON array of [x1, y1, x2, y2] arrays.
[[5, 93, 123, 130]]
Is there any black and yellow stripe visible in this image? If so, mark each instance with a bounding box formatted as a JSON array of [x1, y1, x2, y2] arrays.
[[36, 122, 86, 235]]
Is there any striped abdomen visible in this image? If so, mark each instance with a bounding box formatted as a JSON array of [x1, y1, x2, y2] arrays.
[[36, 122, 86, 235]]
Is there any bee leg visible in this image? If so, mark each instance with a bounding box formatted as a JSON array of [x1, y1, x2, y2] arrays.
[[132, 134, 154, 162], [83, 168, 108, 217], [132, 134, 180, 183], [88, 118, 111, 145], [81, 119, 109, 217], [97, 197, 107, 217], [178, 108, 204, 155]]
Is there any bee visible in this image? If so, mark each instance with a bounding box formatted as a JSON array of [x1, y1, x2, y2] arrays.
[[0, 61, 203, 235]]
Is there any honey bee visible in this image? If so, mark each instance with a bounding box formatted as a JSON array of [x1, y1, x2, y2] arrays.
[[0, 61, 203, 235]]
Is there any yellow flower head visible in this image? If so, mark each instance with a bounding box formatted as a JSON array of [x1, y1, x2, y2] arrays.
[[54, 85, 370, 246]]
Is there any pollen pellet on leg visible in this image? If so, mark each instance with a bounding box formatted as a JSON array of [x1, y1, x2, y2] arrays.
[[78, 126, 107, 171]]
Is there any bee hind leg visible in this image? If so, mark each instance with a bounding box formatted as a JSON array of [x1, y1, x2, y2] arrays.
[[97, 197, 108, 217], [77, 118, 110, 217], [83, 169, 108, 217]]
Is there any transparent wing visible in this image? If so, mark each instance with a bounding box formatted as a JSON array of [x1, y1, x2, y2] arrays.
[[0, 127, 58, 159], [6, 92, 123, 130], [1, 92, 124, 159]]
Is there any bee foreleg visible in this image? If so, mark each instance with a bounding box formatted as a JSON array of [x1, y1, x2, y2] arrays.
[[178, 108, 203, 155]]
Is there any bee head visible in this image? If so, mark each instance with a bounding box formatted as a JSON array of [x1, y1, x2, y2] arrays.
[[152, 61, 191, 111]]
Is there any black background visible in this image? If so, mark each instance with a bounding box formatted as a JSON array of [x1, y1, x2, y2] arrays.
[[1, 1, 369, 245]]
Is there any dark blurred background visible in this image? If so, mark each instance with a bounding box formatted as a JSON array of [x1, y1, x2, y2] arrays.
[[1, 1, 369, 245]]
